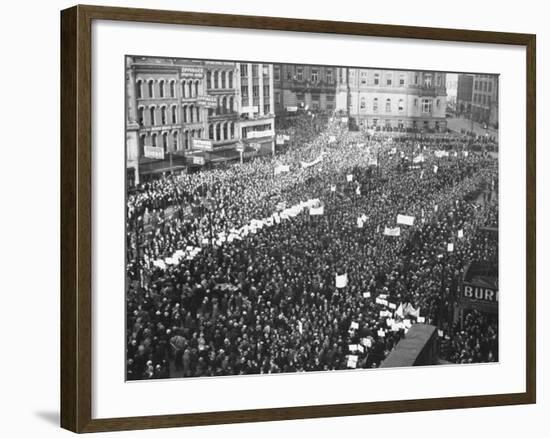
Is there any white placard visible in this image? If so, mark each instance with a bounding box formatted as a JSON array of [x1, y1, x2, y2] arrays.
[[397, 214, 415, 226], [335, 273, 348, 288]]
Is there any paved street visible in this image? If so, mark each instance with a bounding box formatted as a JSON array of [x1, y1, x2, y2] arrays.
[[446, 116, 499, 138]]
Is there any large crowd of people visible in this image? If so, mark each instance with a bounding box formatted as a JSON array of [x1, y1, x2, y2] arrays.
[[125, 113, 499, 380]]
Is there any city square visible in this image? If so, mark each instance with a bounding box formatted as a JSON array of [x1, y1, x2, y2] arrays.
[[124, 57, 499, 380]]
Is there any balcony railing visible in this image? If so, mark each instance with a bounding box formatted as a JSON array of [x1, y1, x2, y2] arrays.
[[418, 86, 437, 97]]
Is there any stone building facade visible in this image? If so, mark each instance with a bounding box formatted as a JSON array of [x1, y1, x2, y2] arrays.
[[126, 57, 275, 184], [471, 75, 499, 128], [343, 68, 448, 131]]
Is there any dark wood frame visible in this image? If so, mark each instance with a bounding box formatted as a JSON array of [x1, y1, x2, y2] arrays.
[[60, 4, 536, 433]]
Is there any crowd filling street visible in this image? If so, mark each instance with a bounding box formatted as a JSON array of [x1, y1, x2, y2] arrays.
[[125, 113, 499, 380]]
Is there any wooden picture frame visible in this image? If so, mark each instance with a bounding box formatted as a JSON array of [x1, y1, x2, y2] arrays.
[[60, 4, 536, 433]]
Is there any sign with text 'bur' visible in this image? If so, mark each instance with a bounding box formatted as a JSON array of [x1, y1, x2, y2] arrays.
[[459, 284, 498, 314]]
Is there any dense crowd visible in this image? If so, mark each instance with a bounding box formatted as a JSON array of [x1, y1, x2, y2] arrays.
[[125, 114, 499, 380]]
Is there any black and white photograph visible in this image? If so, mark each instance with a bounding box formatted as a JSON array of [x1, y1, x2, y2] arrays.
[[124, 56, 499, 381]]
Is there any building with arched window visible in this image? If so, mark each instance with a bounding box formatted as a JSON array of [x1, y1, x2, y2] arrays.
[[126, 56, 209, 183], [126, 57, 274, 183], [202, 61, 240, 154], [342, 68, 448, 131]]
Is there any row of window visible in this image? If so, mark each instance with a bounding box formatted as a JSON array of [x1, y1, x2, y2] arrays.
[[281, 66, 335, 83], [360, 72, 441, 87], [139, 129, 205, 152], [136, 79, 202, 100], [206, 70, 235, 90], [474, 80, 494, 93], [240, 64, 270, 79], [208, 122, 236, 142], [240, 85, 271, 98], [137, 104, 202, 126], [209, 95, 236, 115], [139, 131, 179, 150], [473, 93, 492, 106], [277, 68, 442, 88], [138, 120, 274, 152], [357, 97, 440, 113]]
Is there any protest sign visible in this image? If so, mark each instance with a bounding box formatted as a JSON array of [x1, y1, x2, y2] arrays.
[[335, 273, 348, 288], [153, 260, 167, 270], [395, 303, 404, 318], [310, 206, 324, 216], [347, 355, 358, 368], [274, 164, 290, 175], [301, 154, 324, 168], [384, 227, 401, 237], [361, 338, 372, 348], [397, 214, 415, 226]]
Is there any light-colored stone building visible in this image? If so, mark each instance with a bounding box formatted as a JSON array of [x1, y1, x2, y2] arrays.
[[236, 62, 275, 156], [343, 68, 448, 131]]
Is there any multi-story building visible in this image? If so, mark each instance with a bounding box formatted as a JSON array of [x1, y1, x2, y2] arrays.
[[126, 57, 276, 184], [237, 62, 275, 155], [126, 60, 452, 184], [471, 75, 499, 128], [273, 64, 340, 114], [456, 74, 474, 116], [204, 62, 239, 152], [126, 56, 209, 184], [343, 68, 447, 131]]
